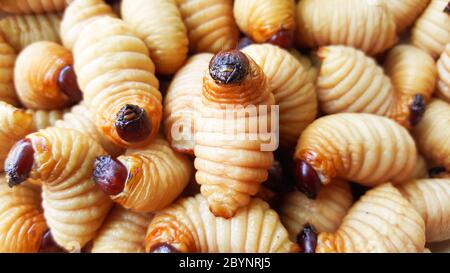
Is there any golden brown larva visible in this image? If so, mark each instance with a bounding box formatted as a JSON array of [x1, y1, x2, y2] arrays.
[[0, 175, 47, 253], [0, 13, 61, 52], [0, 34, 19, 107], [73, 17, 162, 148], [14, 41, 82, 110], [27, 108, 65, 131], [60, 0, 117, 51], [437, 44, 450, 103], [314, 183, 425, 253], [175, 0, 239, 53], [90, 205, 152, 253], [316, 45, 436, 128], [384, 0, 430, 33], [121, 0, 189, 75], [163, 53, 213, 154], [411, 0, 450, 59], [233, 0, 296, 48], [5, 127, 113, 252], [194, 50, 275, 218], [242, 44, 318, 148], [296, 0, 397, 55], [280, 179, 352, 242], [0, 0, 69, 14], [93, 135, 193, 212], [145, 194, 299, 253]]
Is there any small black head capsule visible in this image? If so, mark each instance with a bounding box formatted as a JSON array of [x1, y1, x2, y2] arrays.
[[409, 94, 426, 127], [209, 50, 249, 84], [115, 104, 152, 143]]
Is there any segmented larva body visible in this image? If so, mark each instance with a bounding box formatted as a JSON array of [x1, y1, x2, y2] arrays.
[[0, 35, 19, 107], [121, 0, 188, 75], [316, 183, 426, 253], [55, 103, 123, 157], [397, 179, 450, 242], [0, 101, 35, 171], [60, 0, 117, 51], [317, 46, 436, 128], [194, 51, 275, 218], [242, 44, 318, 148], [437, 44, 450, 103], [73, 17, 162, 148], [0, 0, 69, 14], [0, 176, 47, 253], [5, 128, 113, 251], [90, 206, 152, 253], [280, 180, 352, 242], [27, 109, 65, 130], [0, 13, 61, 52], [145, 194, 299, 253], [411, 0, 450, 59], [295, 113, 417, 187], [385, 0, 430, 33], [14, 41, 78, 110], [176, 0, 239, 53], [296, 0, 397, 55], [413, 100, 450, 171], [233, 0, 296, 48], [164, 53, 213, 154]]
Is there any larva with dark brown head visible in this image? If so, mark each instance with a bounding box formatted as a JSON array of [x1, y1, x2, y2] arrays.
[[437, 44, 450, 103], [0, 0, 69, 14]]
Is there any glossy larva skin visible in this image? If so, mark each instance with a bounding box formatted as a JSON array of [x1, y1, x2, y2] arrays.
[[111, 136, 193, 212], [280, 180, 353, 242], [0, 35, 19, 106], [0, 0, 68, 14], [121, 0, 188, 75], [0, 13, 61, 52], [90, 206, 152, 253], [437, 44, 450, 103], [233, 0, 296, 43], [242, 44, 318, 148], [163, 53, 213, 154], [398, 179, 450, 243], [27, 108, 66, 131], [0, 176, 47, 253], [414, 100, 450, 171], [15, 128, 113, 251], [145, 195, 299, 253], [176, 0, 239, 53], [60, 0, 117, 50], [317, 184, 426, 253], [384, 0, 430, 33], [296, 0, 397, 56], [411, 0, 450, 59], [73, 17, 162, 148], [295, 113, 417, 186]]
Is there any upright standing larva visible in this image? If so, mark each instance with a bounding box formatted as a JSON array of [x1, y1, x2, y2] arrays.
[[0, 13, 61, 52], [175, 0, 239, 53], [398, 179, 450, 242], [73, 17, 162, 148], [163, 53, 213, 154], [280, 180, 353, 242], [384, 0, 430, 33], [194, 50, 275, 218], [93, 135, 193, 212], [437, 44, 450, 103], [121, 0, 189, 75], [411, 0, 450, 59], [242, 44, 318, 148], [316, 46, 436, 128], [0, 35, 19, 106], [145, 194, 299, 253], [90, 206, 152, 253], [233, 0, 296, 48], [311, 184, 426, 253], [0, 101, 35, 171], [14, 41, 82, 110], [0, 0, 69, 14], [0, 176, 47, 253], [60, 0, 117, 51], [294, 113, 417, 197], [296, 0, 397, 55], [413, 99, 450, 172], [4, 128, 113, 251], [27, 109, 66, 130]]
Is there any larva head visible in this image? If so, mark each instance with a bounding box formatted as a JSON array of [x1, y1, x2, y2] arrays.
[[209, 50, 250, 84], [115, 104, 152, 143], [444, 2, 450, 13], [57, 65, 82, 104], [409, 94, 426, 127], [266, 29, 294, 49], [237, 36, 254, 50], [5, 139, 35, 187], [294, 160, 322, 199], [93, 156, 127, 196], [297, 223, 318, 253], [148, 243, 180, 253]]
